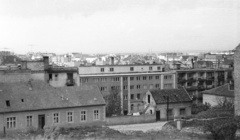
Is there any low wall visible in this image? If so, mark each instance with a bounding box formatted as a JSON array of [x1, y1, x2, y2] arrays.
[[106, 114, 156, 125]]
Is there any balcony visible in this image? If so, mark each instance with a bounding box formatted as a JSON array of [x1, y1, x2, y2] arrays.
[[178, 77, 186, 83], [197, 85, 205, 91], [66, 79, 75, 86], [206, 77, 215, 81], [198, 78, 206, 81], [186, 86, 198, 91], [206, 85, 214, 89]]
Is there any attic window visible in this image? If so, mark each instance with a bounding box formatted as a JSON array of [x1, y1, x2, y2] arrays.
[[6, 100, 10, 107], [21, 99, 24, 102]]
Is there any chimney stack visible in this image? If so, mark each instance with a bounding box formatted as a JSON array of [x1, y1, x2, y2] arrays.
[[43, 56, 49, 70]]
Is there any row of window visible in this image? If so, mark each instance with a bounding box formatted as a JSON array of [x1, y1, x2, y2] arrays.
[[167, 108, 186, 116], [81, 75, 173, 83], [100, 66, 162, 72], [101, 83, 173, 91], [6, 110, 100, 129]]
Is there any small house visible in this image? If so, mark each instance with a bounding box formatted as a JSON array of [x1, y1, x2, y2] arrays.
[[143, 87, 192, 121], [0, 80, 106, 133]]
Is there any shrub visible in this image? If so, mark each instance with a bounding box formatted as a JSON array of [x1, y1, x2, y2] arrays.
[[191, 103, 211, 115]]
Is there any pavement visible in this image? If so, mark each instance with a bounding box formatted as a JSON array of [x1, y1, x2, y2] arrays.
[[108, 121, 167, 132]]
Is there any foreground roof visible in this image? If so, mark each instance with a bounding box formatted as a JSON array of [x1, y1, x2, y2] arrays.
[[150, 87, 192, 104], [0, 81, 105, 113], [202, 84, 234, 97]]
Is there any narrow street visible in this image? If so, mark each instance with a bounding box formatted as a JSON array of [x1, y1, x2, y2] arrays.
[[108, 121, 167, 132]]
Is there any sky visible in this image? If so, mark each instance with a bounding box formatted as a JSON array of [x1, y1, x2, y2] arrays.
[[0, 0, 239, 54]]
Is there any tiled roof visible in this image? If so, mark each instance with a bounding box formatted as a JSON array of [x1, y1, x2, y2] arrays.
[[0, 81, 105, 113], [150, 87, 192, 104], [202, 84, 234, 97]]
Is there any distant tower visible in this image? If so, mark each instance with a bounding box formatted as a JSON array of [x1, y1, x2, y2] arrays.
[[234, 43, 240, 115]]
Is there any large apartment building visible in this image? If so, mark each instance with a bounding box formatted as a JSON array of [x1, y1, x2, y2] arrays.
[[78, 64, 176, 115], [176, 68, 233, 103]]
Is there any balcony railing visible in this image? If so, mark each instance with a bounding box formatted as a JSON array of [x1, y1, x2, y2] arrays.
[[66, 79, 75, 86]]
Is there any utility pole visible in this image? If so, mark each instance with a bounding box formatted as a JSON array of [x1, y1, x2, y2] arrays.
[[166, 96, 169, 121]]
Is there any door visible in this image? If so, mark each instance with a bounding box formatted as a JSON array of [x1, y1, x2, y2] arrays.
[[38, 114, 45, 129], [156, 110, 160, 121]]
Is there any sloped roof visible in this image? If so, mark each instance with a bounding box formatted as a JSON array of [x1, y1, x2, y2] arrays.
[[202, 84, 234, 97], [150, 87, 192, 104], [0, 81, 105, 113]]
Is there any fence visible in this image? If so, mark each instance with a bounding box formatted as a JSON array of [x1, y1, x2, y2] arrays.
[[106, 114, 156, 125]]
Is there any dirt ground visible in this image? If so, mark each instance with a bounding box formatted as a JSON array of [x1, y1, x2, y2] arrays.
[[108, 121, 167, 132]]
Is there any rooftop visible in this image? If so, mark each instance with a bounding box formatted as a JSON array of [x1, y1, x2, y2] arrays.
[[202, 84, 234, 97], [150, 87, 192, 104], [0, 80, 105, 113]]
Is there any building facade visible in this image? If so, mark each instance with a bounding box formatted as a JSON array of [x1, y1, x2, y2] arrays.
[[0, 81, 106, 133], [176, 68, 233, 103], [143, 88, 192, 120], [78, 64, 176, 115]]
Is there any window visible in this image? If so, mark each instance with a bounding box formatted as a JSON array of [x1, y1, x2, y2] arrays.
[[136, 76, 140, 80], [54, 74, 58, 81], [7, 117, 16, 129], [130, 77, 134, 81], [49, 74, 52, 80], [53, 113, 59, 124], [149, 76, 152, 80], [80, 111, 87, 121], [157, 66, 161, 70], [137, 94, 141, 100], [180, 108, 186, 115], [164, 75, 172, 80], [112, 77, 119, 81], [81, 78, 88, 83], [93, 110, 99, 120], [131, 94, 134, 100], [167, 109, 173, 116], [136, 85, 141, 89], [130, 67, 134, 71], [26, 115, 33, 127], [155, 76, 159, 80], [130, 85, 134, 89], [149, 67, 152, 71], [67, 112, 73, 123], [143, 76, 147, 80], [155, 84, 160, 88], [123, 85, 127, 90], [110, 68, 114, 72], [131, 104, 134, 111], [6, 100, 10, 107], [100, 68, 104, 72], [123, 77, 128, 81], [124, 95, 128, 100], [164, 84, 173, 89], [100, 87, 107, 91]]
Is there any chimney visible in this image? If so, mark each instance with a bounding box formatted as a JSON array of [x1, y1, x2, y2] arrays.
[[110, 57, 114, 65], [43, 56, 49, 70], [191, 59, 194, 69], [21, 61, 27, 69]]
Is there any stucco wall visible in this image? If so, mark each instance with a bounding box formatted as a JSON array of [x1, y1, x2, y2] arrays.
[[105, 114, 155, 125], [0, 105, 105, 133], [156, 103, 192, 119], [203, 94, 233, 107], [49, 72, 79, 87]]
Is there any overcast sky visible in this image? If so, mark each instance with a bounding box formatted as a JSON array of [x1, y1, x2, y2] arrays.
[[0, 0, 239, 54]]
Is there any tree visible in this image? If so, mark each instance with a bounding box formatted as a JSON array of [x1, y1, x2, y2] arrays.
[[104, 89, 122, 117], [215, 97, 234, 110], [191, 102, 211, 114]]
